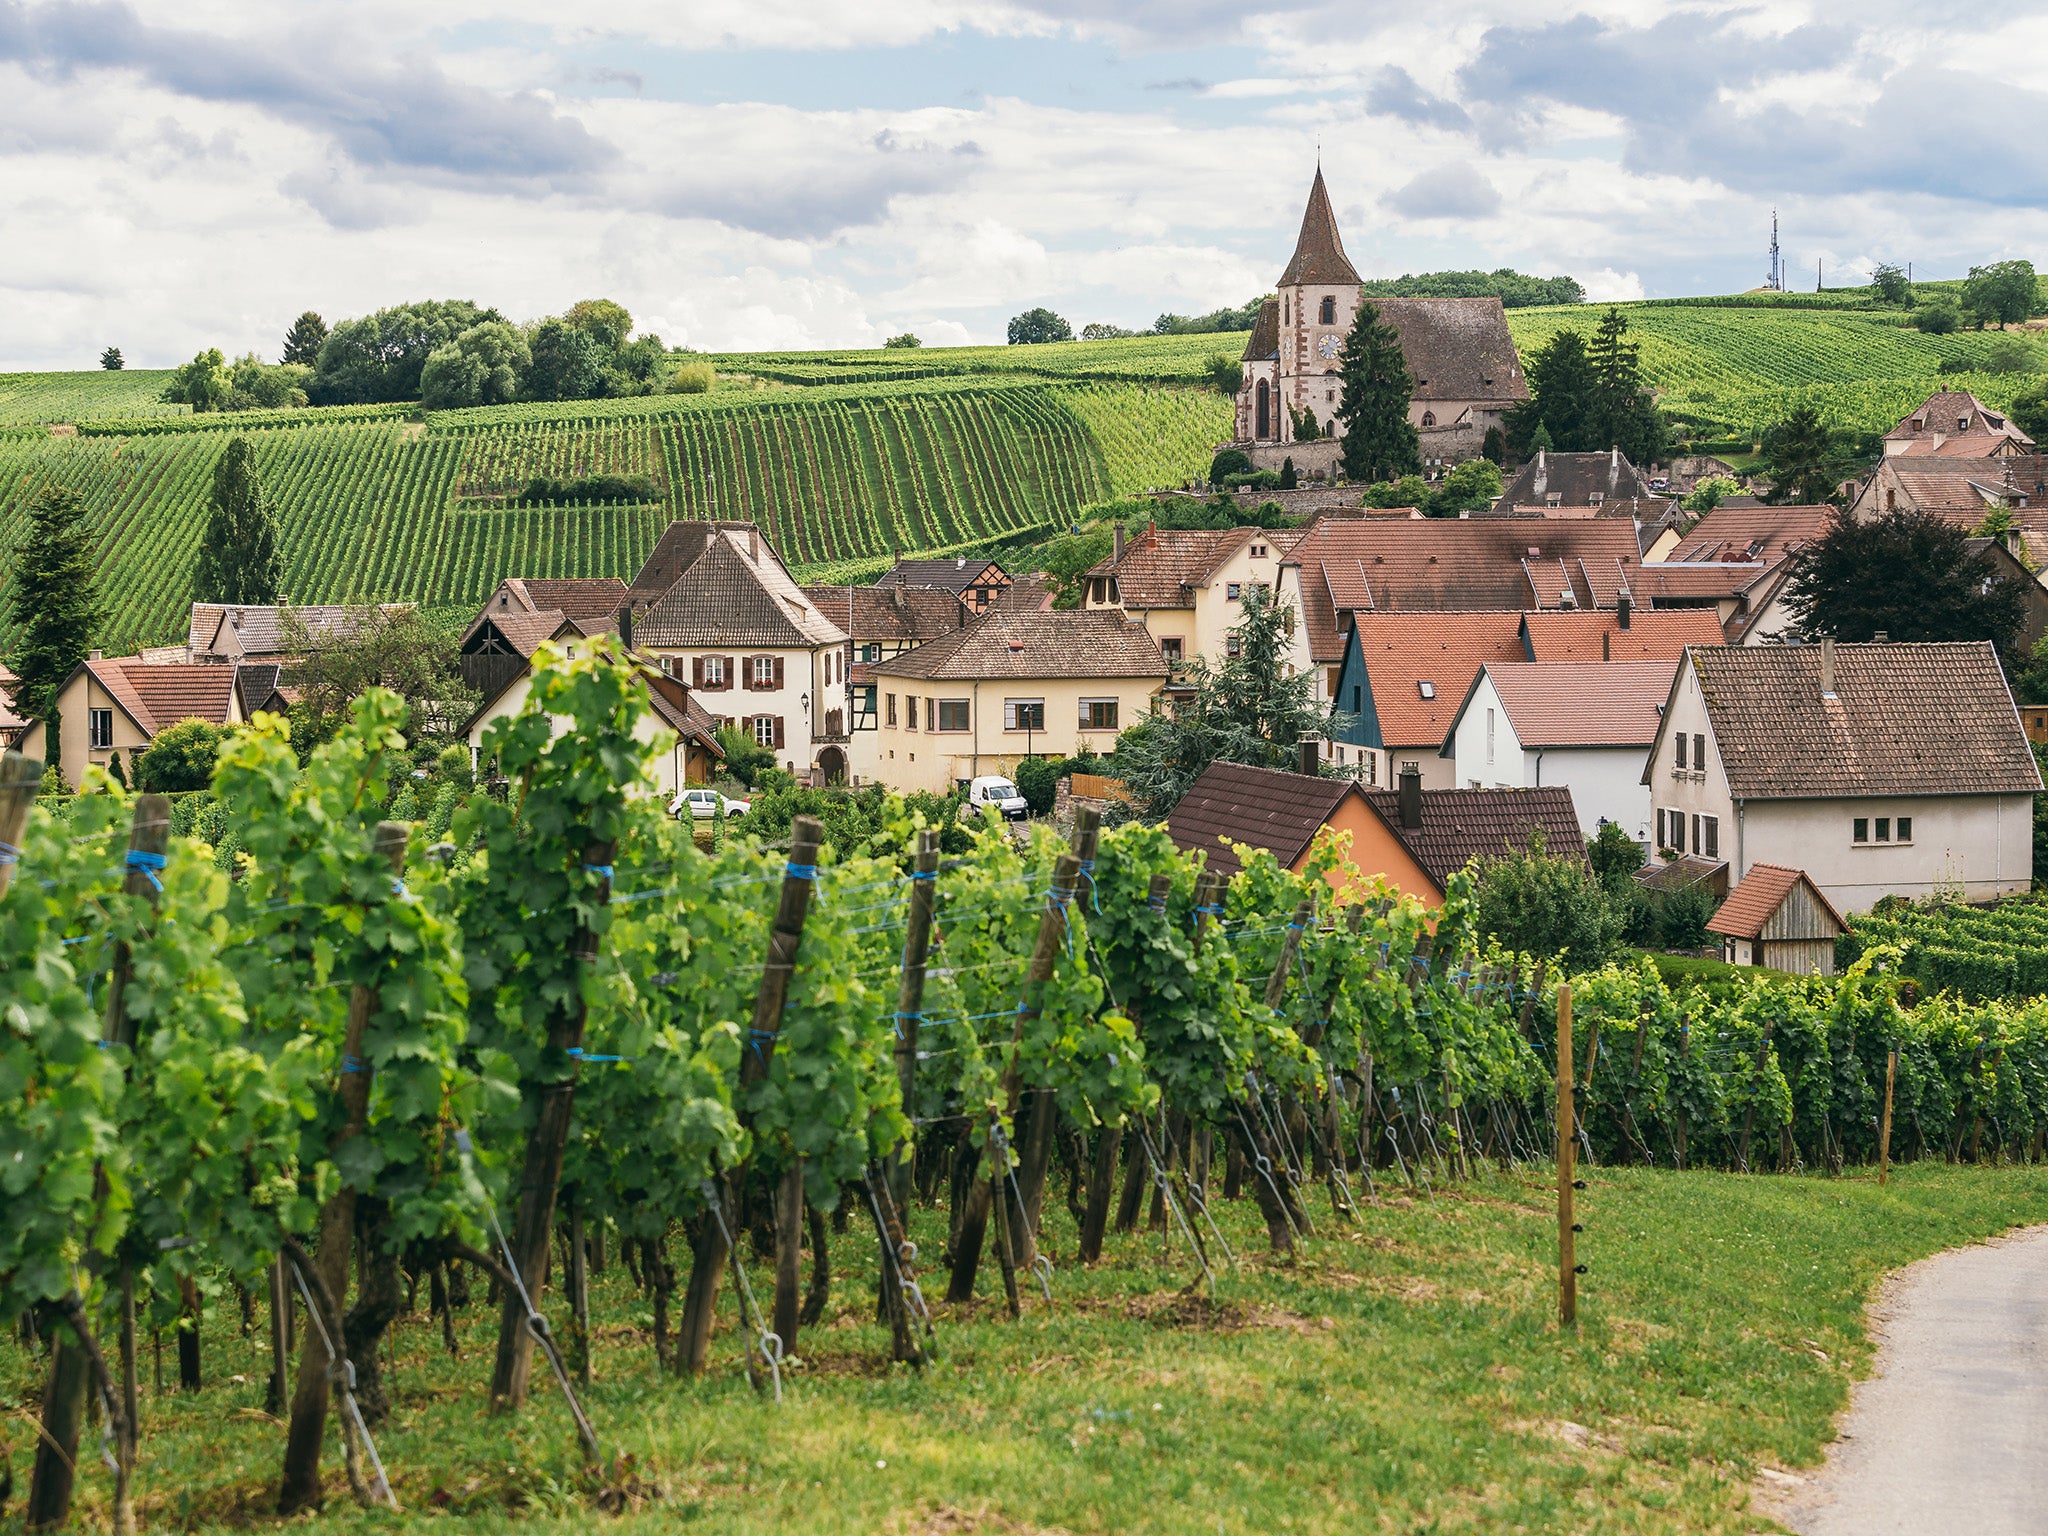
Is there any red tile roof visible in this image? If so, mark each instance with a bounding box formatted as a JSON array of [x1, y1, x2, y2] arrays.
[[1705, 864, 1846, 941], [870, 607, 1168, 682], [89, 658, 237, 736], [1520, 609, 1725, 661], [1349, 612, 1528, 748], [1667, 503, 1832, 564], [1166, 761, 1361, 878], [1477, 660, 1678, 749], [1883, 390, 2034, 449]]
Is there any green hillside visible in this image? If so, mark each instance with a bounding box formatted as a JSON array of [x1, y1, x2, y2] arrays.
[[0, 377, 1227, 652], [0, 368, 189, 424]]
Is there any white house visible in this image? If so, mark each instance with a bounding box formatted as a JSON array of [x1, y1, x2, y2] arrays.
[[1440, 659, 1677, 848], [1079, 522, 1303, 673], [1645, 640, 2039, 913]]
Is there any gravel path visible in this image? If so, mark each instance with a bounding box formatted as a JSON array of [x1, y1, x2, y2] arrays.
[[1763, 1224, 2048, 1535]]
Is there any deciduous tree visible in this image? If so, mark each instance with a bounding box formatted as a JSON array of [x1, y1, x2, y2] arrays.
[[420, 321, 531, 410], [99, 346, 123, 370], [1007, 307, 1072, 344], [1963, 260, 2038, 327]]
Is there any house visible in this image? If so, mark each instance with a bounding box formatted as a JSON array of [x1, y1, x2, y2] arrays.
[[1966, 538, 2048, 653], [187, 602, 414, 663], [1632, 501, 1833, 642], [1321, 612, 1529, 789], [20, 653, 244, 789], [1705, 864, 1846, 976], [1079, 522, 1303, 671], [1849, 455, 2048, 529], [2021, 703, 2048, 747], [462, 613, 724, 799], [801, 579, 973, 783], [1165, 757, 1584, 905], [1645, 640, 2039, 912], [1439, 659, 1678, 846], [871, 557, 1012, 615], [460, 577, 633, 698], [866, 608, 1168, 793], [1490, 448, 1666, 514], [1881, 390, 2035, 458], [1232, 167, 1527, 473], [1659, 501, 1832, 566]]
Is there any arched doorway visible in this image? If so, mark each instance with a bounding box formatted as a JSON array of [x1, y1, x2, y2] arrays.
[[817, 746, 847, 786], [1255, 379, 1271, 439]]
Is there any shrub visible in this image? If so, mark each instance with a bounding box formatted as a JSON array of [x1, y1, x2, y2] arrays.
[[134, 719, 228, 793], [1913, 300, 1961, 335], [511, 474, 660, 506], [667, 358, 715, 393], [1208, 448, 1253, 485], [1014, 755, 1059, 815], [1658, 882, 1720, 950], [1472, 831, 1620, 967], [713, 724, 777, 789]]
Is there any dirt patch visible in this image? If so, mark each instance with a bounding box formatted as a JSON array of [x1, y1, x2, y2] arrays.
[[896, 1503, 1074, 1535], [1115, 1292, 1335, 1333], [47, 422, 77, 436], [1519, 1418, 1625, 1456]]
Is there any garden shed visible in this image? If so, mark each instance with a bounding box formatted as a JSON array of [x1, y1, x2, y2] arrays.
[[1705, 863, 1846, 976]]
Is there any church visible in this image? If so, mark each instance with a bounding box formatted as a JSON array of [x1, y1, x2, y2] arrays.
[[1233, 168, 1529, 476]]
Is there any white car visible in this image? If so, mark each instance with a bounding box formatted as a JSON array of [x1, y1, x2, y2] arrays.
[[670, 787, 749, 820], [966, 775, 1029, 821]]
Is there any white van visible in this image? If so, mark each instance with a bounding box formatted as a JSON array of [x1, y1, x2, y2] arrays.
[[966, 775, 1029, 821]]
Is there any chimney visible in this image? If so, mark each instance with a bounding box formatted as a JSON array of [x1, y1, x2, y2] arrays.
[[748, 527, 759, 561], [1113, 522, 1126, 564], [1617, 591, 1632, 630], [1819, 636, 1836, 696], [89, 647, 103, 661], [1611, 445, 1619, 472], [1602, 630, 1611, 661], [1298, 738, 1320, 777], [1398, 764, 1423, 830], [616, 601, 634, 653]]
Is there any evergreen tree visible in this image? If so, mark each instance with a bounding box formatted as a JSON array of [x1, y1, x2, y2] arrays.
[[1505, 330, 1595, 454], [99, 346, 123, 371], [191, 436, 283, 604], [1279, 456, 1297, 489], [1585, 307, 1669, 464], [6, 484, 98, 770], [1760, 405, 1850, 505], [1334, 300, 1420, 484], [281, 311, 328, 366]]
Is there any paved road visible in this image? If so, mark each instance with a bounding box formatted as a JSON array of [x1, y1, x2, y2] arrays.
[[1774, 1224, 2048, 1536]]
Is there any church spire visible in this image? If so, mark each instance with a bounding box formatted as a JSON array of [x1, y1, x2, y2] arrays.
[[1277, 165, 1360, 287]]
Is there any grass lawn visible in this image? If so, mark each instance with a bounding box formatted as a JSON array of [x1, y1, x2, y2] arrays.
[[5, 1162, 2044, 1535]]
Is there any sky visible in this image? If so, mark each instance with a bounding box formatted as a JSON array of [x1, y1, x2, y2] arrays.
[[4, 0, 2047, 369]]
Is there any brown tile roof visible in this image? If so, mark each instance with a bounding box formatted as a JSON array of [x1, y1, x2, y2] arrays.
[[1884, 390, 2034, 448], [628, 521, 765, 597], [1085, 526, 1273, 608], [1277, 166, 1361, 286], [870, 607, 1168, 682], [188, 603, 411, 658], [1495, 449, 1660, 509], [1359, 784, 1586, 891], [88, 658, 237, 736], [1473, 660, 1678, 749], [1668, 503, 1832, 563], [1705, 863, 1846, 940], [802, 584, 965, 644], [1166, 761, 1360, 879], [1350, 612, 1528, 747], [1376, 298, 1529, 404], [1681, 641, 2041, 799], [873, 558, 1011, 597], [1893, 433, 2025, 458], [1241, 297, 1280, 362], [473, 608, 569, 659], [1287, 519, 1646, 659], [636, 533, 848, 649], [513, 578, 629, 618], [1520, 609, 1725, 661], [1630, 561, 1768, 603], [1884, 459, 2048, 519]]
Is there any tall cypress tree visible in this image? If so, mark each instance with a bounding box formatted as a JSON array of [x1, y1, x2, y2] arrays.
[[1335, 301, 1420, 484], [192, 436, 283, 604], [1585, 307, 1668, 463], [6, 484, 98, 770], [1505, 330, 1596, 454]]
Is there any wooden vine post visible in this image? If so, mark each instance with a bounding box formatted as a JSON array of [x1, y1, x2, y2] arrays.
[[1078, 870, 1173, 1264], [945, 845, 1082, 1307], [281, 822, 409, 1514], [0, 750, 38, 902], [1556, 982, 1577, 1330], [1878, 1048, 1898, 1186], [678, 816, 822, 1374], [888, 828, 941, 1212]]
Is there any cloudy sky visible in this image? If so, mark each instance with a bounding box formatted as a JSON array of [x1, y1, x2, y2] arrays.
[[5, 0, 2047, 369]]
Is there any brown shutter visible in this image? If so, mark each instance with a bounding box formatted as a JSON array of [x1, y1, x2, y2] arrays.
[[720, 656, 734, 691], [773, 655, 785, 689], [692, 656, 704, 688], [773, 715, 786, 749], [742, 654, 758, 690]]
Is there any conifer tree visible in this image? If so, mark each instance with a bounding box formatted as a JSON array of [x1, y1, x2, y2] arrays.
[[1334, 301, 1420, 484], [1585, 307, 1668, 464], [280, 311, 328, 366], [192, 436, 283, 605], [6, 484, 98, 770]]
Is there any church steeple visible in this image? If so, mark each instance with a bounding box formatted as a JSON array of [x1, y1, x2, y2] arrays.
[[1277, 165, 1361, 287]]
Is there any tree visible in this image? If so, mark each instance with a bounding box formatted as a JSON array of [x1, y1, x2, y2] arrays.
[[523, 319, 611, 403], [1108, 584, 1336, 819], [1683, 476, 1741, 513], [420, 321, 531, 410], [1080, 323, 1135, 340], [712, 723, 776, 789], [564, 298, 632, 353], [1278, 456, 1297, 490], [1007, 308, 1072, 345], [282, 606, 475, 751], [883, 333, 922, 349], [667, 358, 715, 394], [1334, 300, 1420, 485], [1585, 308, 1668, 464], [1783, 505, 2030, 663], [1426, 457, 1503, 517], [160, 348, 233, 412], [1913, 298, 1961, 335], [6, 484, 97, 769], [2008, 377, 2048, 445], [191, 436, 283, 605], [1481, 426, 1504, 463], [226, 353, 309, 410], [308, 300, 498, 404], [1504, 330, 1595, 455], [1209, 447, 1253, 485], [1206, 354, 1243, 398], [1963, 260, 2037, 327], [1759, 405, 1851, 505], [1472, 831, 1620, 967], [1365, 473, 1429, 509], [133, 719, 227, 793], [1983, 334, 2037, 375], [99, 346, 123, 371], [1290, 404, 1323, 441], [280, 311, 328, 367], [1870, 262, 1913, 307]]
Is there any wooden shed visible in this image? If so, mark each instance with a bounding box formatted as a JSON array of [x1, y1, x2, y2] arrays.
[[1705, 864, 1846, 976]]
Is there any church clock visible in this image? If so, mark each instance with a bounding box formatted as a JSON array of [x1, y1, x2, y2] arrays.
[[1316, 334, 1340, 360]]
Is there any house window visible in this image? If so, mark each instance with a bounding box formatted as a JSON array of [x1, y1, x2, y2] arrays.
[[703, 655, 727, 687], [1875, 817, 1891, 842], [1080, 698, 1119, 731], [907, 696, 918, 730], [1675, 734, 1688, 769], [1227, 634, 1242, 659], [1486, 707, 1495, 766], [937, 699, 970, 732], [1004, 699, 1046, 732], [1160, 637, 1184, 664], [1853, 817, 1869, 843], [1702, 815, 1719, 859], [88, 708, 113, 750], [751, 655, 776, 688], [1898, 816, 1914, 842], [1363, 751, 1376, 784], [862, 643, 882, 663], [1227, 583, 1242, 601], [1319, 295, 1336, 325], [1692, 814, 1703, 854], [1418, 681, 1435, 700], [1250, 543, 1267, 558], [886, 693, 897, 726], [752, 716, 776, 748]]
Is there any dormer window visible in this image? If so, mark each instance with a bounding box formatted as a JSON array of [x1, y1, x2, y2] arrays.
[[1418, 681, 1435, 700], [1960, 417, 1970, 432]]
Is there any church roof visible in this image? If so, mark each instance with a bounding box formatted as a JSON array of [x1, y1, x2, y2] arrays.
[[1241, 298, 1280, 363], [1374, 298, 1529, 403], [1277, 167, 1361, 287]]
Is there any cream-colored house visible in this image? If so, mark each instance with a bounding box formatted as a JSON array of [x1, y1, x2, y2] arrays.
[[867, 609, 1168, 793], [21, 653, 244, 789], [1079, 522, 1302, 673], [1645, 640, 2039, 914]]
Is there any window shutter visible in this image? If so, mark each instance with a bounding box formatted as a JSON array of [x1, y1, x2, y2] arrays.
[[774, 656, 785, 689], [773, 715, 786, 749], [692, 656, 705, 688], [1691, 814, 1701, 854], [738, 655, 753, 689], [720, 656, 734, 690], [1693, 733, 1706, 769]]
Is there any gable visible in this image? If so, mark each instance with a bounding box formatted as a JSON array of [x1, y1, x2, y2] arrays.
[[1328, 627, 1384, 748]]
